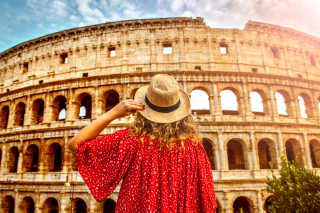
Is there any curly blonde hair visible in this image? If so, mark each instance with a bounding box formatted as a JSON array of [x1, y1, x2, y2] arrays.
[[129, 113, 199, 149]]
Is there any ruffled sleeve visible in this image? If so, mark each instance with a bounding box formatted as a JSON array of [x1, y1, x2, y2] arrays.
[[76, 128, 137, 201]]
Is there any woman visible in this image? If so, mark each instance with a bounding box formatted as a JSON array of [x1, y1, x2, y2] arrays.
[[69, 74, 217, 212]]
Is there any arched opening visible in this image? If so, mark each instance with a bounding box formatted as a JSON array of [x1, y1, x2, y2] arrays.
[[227, 140, 247, 170], [285, 139, 303, 165], [23, 144, 39, 172], [310, 140, 320, 168], [77, 93, 92, 119], [263, 196, 274, 213], [220, 89, 239, 115], [2, 195, 15, 213], [233, 196, 251, 213], [250, 91, 264, 114], [20, 196, 35, 213], [8, 146, 19, 172], [216, 200, 221, 213], [104, 90, 119, 112], [275, 91, 291, 116], [43, 198, 59, 213], [0, 106, 9, 129], [190, 89, 210, 114], [103, 199, 116, 213], [32, 99, 44, 124], [15, 102, 26, 126], [202, 138, 215, 170], [53, 96, 67, 121], [258, 140, 278, 169], [73, 198, 87, 213], [47, 143, 63, 172], [298, 94, 312, 118]]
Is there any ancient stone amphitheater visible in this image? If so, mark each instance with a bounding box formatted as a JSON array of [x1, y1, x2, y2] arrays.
[[0, 17, 319, 213]]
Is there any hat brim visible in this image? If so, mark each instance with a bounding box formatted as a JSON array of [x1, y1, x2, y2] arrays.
[[134, 86, 191, 123]]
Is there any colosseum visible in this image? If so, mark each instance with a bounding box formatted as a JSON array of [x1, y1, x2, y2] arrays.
[[0, 17, 319, 213]]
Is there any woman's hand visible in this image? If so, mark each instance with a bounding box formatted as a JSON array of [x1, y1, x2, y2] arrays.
[[109, 100, 145, 119]]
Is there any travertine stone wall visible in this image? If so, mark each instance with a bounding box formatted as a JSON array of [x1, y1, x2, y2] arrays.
[[0, 17, 320, 213]]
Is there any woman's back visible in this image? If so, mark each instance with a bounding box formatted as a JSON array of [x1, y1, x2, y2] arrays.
[[77, 128, 217, 213]]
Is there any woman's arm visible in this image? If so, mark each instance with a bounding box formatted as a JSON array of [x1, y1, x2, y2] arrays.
[[68, 99, 144, 153]]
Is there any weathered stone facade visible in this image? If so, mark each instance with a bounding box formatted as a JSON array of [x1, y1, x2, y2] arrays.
[[0, 17, 320, 213]]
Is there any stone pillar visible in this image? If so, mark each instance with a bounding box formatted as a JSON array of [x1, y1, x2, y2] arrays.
[[209, 95, 214, 115], [277, 131, 284, 168], [217, 131, 227, 171], [303, 133, 312, 169], [61, 193, 69, 213], [44, 92, 53, 123], [249, 131, 259, 170], [24, 95, 32, 126], [39, 138, 45, 173], [63, 136, 70, 173], [212, 84, 222, 121], [241, 83, 250, 120], [257, 190, 263, 213], [1, 145, 7, 174], [67, 88, 76, 122], [268, 86, 277, 122], [17, 143, 23, 173], [7, 101, 15, 128]]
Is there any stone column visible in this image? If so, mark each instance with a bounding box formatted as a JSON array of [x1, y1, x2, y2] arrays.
[[241, 83, 251, 121], [212, 84, 222, 121], [217, 131, 227, 171], [67, 88, 76, 122], [257, 190, 263, 213], [7, 101, 15, 128], [63, 136, 70, 173], [38, 138, 45, 173], [303, 133, 312, 169], [209, 95, 214, 115], [43, 92, 52, 123], [268, 86, 277, 122], [24, 95, 32, 126], [17, 143, 24, 180], [277, 131, 284, 168], [249, 131, 259, 170], [61, 193, 69, 213], [0, 145, 7, 174]]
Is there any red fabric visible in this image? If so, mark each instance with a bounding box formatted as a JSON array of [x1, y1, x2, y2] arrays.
[[77, 128, 217, 213]]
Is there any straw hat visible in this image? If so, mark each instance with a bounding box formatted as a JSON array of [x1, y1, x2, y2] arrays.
[[134, 74, 191, 123]]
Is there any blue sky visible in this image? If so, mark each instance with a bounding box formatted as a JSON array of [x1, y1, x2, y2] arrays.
[[1, 0, 320, 53]]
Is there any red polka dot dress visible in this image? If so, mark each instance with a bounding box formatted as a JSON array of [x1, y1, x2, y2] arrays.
[[77, 128, 217, 213]]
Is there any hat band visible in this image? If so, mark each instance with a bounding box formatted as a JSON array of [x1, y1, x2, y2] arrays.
[[145, 96, 181, 113]]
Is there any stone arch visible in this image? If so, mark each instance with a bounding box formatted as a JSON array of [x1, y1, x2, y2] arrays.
[[285, 139, 303, 164], [8, 146, 19, 172], [202, 138, 216, 170], [310, 139, 320, 168], [70, 198, 87, 213], [190, 88, 210, 114], [103, 90, 120, 112], [249, 90, 266, 114], [257, 139, 278, 169], [220, 88, 239, 115], [263, 196, 274, 213], [103, 198, 116, 213], [0, 105, 9, 129], [298, 93, 313, 118], [53, 95, 67, 121], [46, 143, 63, 172], [227, 139, 248, 170], [275, 90, 291, 116], [19, 196, 35, 213], [76, 93, 92, 119], [22, 144, 39, 172], [232, 196, 253, 213], [14, 102, 26, 126], [43, 197, 59, 213], [32, 99, 44, 124], [2, 195, 15, 213]]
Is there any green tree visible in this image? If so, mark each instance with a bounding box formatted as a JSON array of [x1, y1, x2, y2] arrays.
[[265, 155, 320, 213]]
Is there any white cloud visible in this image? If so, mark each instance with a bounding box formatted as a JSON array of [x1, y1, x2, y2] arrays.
[[76, 0, 108, 24], [156, 0, 320, 37]]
